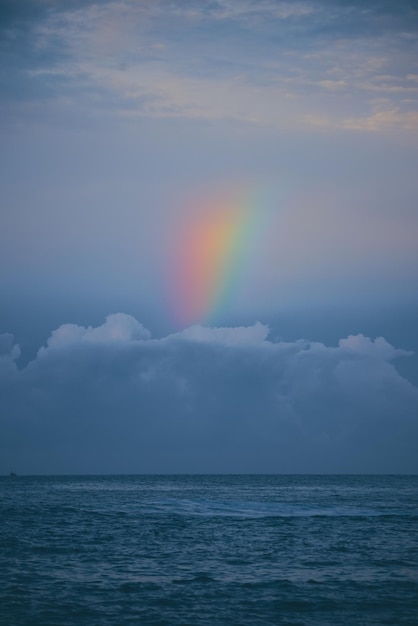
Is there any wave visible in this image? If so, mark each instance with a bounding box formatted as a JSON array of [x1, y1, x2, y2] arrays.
[[132, 498, 415, 519]]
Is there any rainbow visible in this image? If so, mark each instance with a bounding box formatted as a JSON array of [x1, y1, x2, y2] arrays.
[[169, 184, 276, 327]]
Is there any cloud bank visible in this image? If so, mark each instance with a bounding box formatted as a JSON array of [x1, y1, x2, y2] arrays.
[[1, 314, 417, 474]]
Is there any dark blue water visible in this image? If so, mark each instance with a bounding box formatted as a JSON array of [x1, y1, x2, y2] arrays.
[[1, 475, 417, 625]]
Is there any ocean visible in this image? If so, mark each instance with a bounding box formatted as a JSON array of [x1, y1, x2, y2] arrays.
[[0, 475, 417, 625]]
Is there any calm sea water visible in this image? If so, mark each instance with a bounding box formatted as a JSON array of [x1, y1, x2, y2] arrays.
[[0, 475, 417, 625]]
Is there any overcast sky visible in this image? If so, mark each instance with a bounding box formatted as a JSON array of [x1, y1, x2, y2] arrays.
[[1, 0, 417, 473]]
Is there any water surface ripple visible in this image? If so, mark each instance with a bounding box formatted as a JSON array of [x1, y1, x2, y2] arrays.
[[1, 475, 417, 625]]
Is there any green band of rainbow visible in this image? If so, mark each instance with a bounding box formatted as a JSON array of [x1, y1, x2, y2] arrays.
[[169, 184, 277, 327]]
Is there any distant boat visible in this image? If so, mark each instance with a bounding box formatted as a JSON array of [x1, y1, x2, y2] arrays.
[[9, 471, 17, 477]]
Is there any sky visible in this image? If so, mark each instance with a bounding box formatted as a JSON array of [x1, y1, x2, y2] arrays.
[[1, 0, 417, 474]]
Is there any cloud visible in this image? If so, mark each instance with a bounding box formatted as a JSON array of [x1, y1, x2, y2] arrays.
[[305, 107, 418, 132], [171, 321, 270, 346], [205, 0, 317, 22], [318, 80, 347, 90], [3, 0, 417, 135], [1, 314, 417, 474], [0, 333, 21, 376], [343, 109, 418, 131], [39, 313, 150, 352], [338, 334, 413, 360]]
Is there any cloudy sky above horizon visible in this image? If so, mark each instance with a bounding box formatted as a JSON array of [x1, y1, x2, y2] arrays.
[[1, 0, 417, 473]]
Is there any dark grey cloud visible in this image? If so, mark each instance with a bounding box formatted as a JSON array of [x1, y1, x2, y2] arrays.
[[1, 313, 417, 475]]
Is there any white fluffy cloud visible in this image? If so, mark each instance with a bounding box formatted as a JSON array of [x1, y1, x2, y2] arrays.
[[0, 314, 417, 474], [39, 313, 151, 352]]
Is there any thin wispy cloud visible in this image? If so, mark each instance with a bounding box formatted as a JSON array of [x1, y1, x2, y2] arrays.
[[2, 0, 417, 132]]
